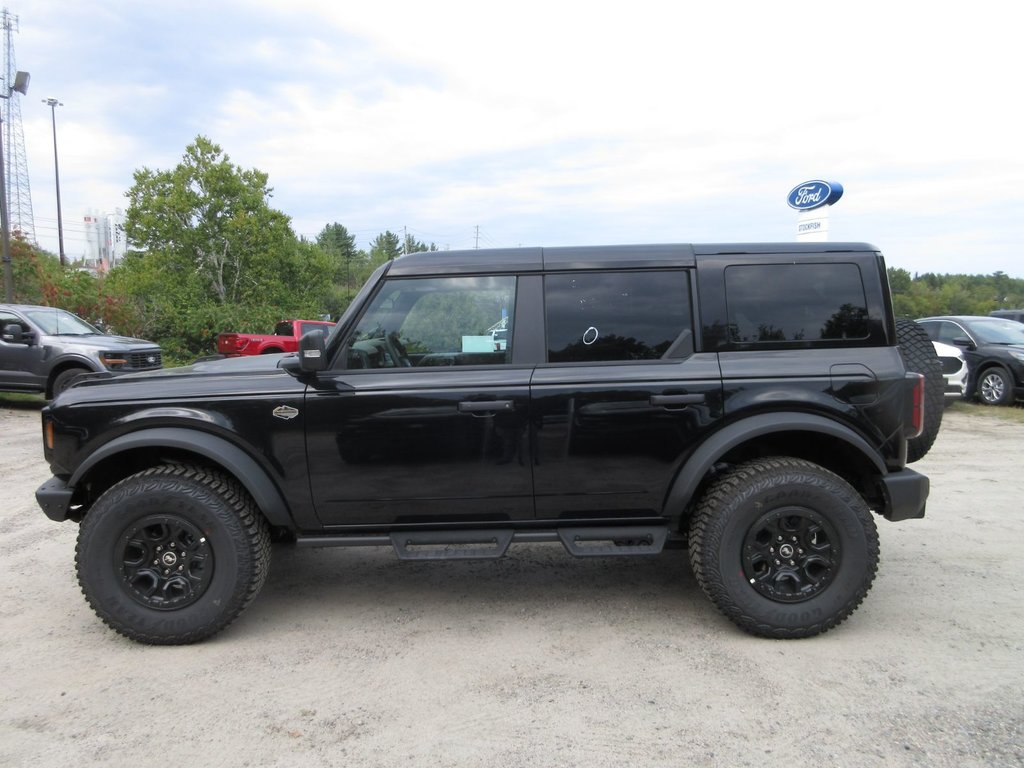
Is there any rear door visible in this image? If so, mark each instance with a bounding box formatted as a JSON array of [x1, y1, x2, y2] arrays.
[[529, 268, 723, 519]]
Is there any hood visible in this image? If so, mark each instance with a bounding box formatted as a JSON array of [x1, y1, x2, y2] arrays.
[[43, 332, 160, 349], [54, 352, 297, 405]]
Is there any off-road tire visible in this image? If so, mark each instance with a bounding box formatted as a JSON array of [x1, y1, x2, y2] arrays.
[[76, 464, 271, 645], [688, 457, 879, 639], [895, 318, 943, 462]]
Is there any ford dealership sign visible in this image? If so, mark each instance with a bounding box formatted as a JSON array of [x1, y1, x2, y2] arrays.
[[787, 180, 844, 211]]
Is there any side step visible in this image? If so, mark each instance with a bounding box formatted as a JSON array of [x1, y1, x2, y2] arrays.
[[390, 530, 514, 560], [557, 526, 668, 557], [297, 525, 670, 560]]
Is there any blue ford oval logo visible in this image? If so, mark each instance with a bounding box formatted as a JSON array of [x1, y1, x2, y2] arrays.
[[787, 180, 843, 211]]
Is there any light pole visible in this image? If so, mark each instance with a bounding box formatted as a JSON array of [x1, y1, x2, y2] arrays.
[[42, 98, 65, 267], [1, 70, 30, 303]]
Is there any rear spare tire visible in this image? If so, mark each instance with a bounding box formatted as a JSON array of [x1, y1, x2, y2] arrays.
[[896, 318, 943, 462]]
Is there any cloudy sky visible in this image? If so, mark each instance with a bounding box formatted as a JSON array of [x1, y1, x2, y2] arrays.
[[9, 0, 1022, 276]]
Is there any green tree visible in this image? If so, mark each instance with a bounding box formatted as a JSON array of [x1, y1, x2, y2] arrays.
[[369, 230, 402, 264], [403, 233, 438, 254], [316, 222, 362, 290], [116, 136, 334, 360]]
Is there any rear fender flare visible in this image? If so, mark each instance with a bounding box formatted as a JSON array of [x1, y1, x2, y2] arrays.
[[665, 412, 886, 520]]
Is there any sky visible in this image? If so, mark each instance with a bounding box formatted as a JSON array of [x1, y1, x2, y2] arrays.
[[7, 0, 1023, 277]]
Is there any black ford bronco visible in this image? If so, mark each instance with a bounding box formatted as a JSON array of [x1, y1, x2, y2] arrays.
[[35, 243, 938, 644]]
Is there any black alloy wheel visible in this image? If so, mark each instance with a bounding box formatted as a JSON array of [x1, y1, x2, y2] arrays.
[[689, 457, 878, 639], [76, 464, 271, 644]]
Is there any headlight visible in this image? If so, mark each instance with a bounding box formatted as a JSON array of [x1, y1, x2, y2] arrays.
[[99, 352, 128, 369]]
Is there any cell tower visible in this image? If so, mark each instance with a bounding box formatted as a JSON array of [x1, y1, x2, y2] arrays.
[[2, 8, 34, 242]]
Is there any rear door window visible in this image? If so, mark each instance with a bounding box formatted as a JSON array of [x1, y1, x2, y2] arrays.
[[544, 270, 692, 363]]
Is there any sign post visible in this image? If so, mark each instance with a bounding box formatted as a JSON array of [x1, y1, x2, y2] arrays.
[[787, 180, 843, 241]]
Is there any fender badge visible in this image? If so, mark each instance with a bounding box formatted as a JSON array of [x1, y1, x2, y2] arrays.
[[273, 405, 299, 420]]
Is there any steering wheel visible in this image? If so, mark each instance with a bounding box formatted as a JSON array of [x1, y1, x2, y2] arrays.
[[386, 332, 413, 367]]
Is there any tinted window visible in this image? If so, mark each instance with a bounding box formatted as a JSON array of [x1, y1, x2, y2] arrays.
[[298, 322, 332, 337], [544, 271, 692, 363], [725, 263, 868, 345], [345, 276, 515, 368]]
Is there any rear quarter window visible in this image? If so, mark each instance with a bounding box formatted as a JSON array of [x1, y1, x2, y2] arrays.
[[724, 263, 870, 348]]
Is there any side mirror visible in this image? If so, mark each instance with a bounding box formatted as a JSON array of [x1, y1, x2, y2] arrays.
[[952, 336, 975, 351], [2, 323, 34, 345], [282, 330, 327, 375]]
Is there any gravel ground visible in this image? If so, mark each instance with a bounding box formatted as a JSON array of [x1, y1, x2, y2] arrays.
[[1, 400, 1022, 767]]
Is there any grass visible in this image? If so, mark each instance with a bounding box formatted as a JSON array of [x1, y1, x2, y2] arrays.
[[947, 400, 1024, 424], [0, 392, 46, 410]]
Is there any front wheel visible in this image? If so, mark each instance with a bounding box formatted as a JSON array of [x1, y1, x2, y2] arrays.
[[76, 465, 271, 644], [688, 457, 879, 638]]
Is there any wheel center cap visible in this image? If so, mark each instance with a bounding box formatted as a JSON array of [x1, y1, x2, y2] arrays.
[[779, 543, 795, 559], [161, 551, 179, 567]]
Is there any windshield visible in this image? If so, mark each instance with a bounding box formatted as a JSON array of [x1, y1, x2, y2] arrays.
[[23, 308, 102, 336], [967, 318, 1024, 345]]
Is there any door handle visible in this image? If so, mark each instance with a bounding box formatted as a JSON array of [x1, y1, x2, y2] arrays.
[[649, 394, 705, 406], [458, 400, 514, 413]]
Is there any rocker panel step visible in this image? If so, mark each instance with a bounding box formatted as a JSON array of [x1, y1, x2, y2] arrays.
[[557, 526, 669, 557], [390, 529, 514, 560]]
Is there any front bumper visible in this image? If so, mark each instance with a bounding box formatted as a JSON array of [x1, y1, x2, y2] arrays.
[[881, 468, 929, 522], [36, 476, 74, 521]]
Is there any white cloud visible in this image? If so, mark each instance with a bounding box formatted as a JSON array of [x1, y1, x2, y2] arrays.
[[13, 0, 1024, 274]]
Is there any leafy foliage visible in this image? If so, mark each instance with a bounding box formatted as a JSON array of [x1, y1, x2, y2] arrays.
[[8, 236, 135, 331], [116, 137, 335, 360], [889, 268, 1024, 318]]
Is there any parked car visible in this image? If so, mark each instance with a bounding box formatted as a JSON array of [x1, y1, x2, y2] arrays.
[[931, 340, 968, 403], [917, 315, 1024, 405], [0, 304, 162, 398], [990, 309, 1024, 324], [216, 319, 334, 357]]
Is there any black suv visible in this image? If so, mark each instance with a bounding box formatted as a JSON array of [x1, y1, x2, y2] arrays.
[[917, 315, 1024, 405], [1, 304, 162, 397], [35, 243, 934, 644]]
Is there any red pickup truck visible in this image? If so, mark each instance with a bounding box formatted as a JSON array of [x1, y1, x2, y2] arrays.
[[216, 319, 335, 357]]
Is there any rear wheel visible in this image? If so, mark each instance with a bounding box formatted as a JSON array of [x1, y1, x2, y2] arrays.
[[977, 367, 1012, 406], [76, 464, 271, 644], [895, 318, 943, 462], [688, 457, 879, 638]]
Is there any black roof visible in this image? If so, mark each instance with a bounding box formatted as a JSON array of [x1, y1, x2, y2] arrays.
[[385, 242, 880, 276]]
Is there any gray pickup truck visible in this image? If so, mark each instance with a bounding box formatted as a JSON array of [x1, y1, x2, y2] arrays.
[[0, 304, 162, 398]]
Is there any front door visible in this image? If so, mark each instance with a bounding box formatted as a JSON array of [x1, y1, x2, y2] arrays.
[[305, 274, 533, 526]]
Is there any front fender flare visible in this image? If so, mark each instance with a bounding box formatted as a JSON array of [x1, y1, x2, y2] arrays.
[[69, 427, 293, 528], [664, 412, 887, 520]]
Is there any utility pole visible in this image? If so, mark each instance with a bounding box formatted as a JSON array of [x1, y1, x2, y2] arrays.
[[43, 97, 64, 266]]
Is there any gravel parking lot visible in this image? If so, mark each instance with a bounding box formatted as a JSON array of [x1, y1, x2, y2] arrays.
[[1, 399, 1022, 767]]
